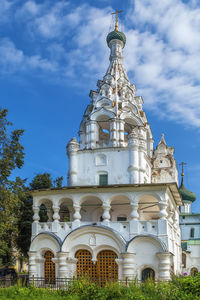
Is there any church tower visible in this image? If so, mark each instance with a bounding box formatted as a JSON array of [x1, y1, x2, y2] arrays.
[[67, 17, 178, 187], [29, 14, 183, 283]]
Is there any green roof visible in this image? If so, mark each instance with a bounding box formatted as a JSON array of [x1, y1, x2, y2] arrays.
[[106, 30, 126, 47], [179, 181, 196, 203]]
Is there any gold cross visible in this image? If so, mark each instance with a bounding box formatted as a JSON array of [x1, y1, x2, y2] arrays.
[[111, 10, 123, 31], [179, 162, 187, 179]]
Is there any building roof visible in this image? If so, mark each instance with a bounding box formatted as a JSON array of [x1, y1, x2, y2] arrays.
[[30, 182, 182, 206]]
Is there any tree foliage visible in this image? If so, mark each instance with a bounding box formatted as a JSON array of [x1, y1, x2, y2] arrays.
[[0, 108, 25, 266], [17, 173, 63, 258]]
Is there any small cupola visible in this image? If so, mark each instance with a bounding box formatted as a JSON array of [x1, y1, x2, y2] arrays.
[[106, 10, 126, 48], [179, 164, 196, 203], [179, 180, 196, 203]]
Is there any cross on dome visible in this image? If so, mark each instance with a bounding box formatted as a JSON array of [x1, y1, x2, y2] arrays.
[[111, 9, 123, 31]]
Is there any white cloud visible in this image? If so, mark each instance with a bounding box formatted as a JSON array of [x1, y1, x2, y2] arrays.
[[1, 0, 200, 128], [123, 0, 200, 127], [0, 0, 14, 22], [0, 38, 56, 74], [15, 0, 41, 19]]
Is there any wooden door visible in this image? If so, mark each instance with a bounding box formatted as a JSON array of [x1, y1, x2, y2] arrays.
[[75, 249, 97, 281], [97, 250, 118, 285], [44, 251, 55, 283], [142, 268, 155, 281]]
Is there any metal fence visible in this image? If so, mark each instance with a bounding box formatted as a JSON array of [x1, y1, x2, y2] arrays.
[[0, 276, 143, 290]]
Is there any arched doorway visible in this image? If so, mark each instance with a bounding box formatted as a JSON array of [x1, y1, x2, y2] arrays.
[[44, 251, 55, 283], [97, 250, 118, 285], [191, 267, 198, 277], [75, 250, 97, 280], [75, 249, 118, 284], [142, 268, 155, 281]]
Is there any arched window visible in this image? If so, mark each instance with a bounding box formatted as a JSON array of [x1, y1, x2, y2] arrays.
[[44, 251, 55, 283], [191, 267, 198, 277], [39, 204, 48, 222], [142, 268, 155, 281], [59, 204, 70, 222], [190, 228, 195, 238]]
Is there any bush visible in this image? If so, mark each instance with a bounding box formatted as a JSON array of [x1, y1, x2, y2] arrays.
[[0, 275, 200, 300]]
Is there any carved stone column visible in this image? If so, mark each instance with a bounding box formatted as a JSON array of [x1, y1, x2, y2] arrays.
[[158, 201, 168, 220], [110, 119, 117, 147], [28, 251, 37, 278], [57, 252, 69, 278], [33, 205, 40, 222], [72, 204, 81, 229], [102, 202, 111, 225], [122, 253, 136, 280], [156, 252, 172, 280], [32, 205, 40, 236], [67, 258, 78, 278], [67, 137, 79, 186], [116, 259, 123, 280], [128, 131, 139, 184], [119, 120, 124, 146], [130, 202, 139, 220], [52, 205, 60, 233], [47, 206, 53, 222], [53, 205, 60, 222]]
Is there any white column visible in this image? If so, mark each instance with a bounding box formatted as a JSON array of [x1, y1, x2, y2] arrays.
[[57, 252, 69, 278], [110, 119, 117, 147], [102, 201, 111, 226], [33, 205, 40, 222], [130, 202, 139, 220], [47, 206, 53, 222], [28, 251, 37, 278], [156, 252, 172, 280], [116, 259, 123, 280], [122, 253, 136, 280], [128, 131, 139, 184], [119, 120, 124, 146], [72, 202, 81, 229], [52, 204, 60, 233], [67, 258, 78, 278], [173, 210, 179, 230], [90, 121, 98, 149], [67, 138, 79, 186], [32, 205, 40, 236], [158, 201, 168, 220]]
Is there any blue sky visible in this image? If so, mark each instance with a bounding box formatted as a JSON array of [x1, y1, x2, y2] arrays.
[[1, 0, 200, 212]]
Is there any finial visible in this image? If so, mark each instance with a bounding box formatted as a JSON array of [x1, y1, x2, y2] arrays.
[[111, 10, 123, 31], [179, 162, 186, 185]]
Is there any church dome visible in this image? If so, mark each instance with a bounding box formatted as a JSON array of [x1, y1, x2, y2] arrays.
[[179, 182, 196, 203], [106, 30, 126, 47]]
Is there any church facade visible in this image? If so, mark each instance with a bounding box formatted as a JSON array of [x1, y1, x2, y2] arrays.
[[28, 23, 184, 282]]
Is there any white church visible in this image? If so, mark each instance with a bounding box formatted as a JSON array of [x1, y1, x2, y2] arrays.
[[28, 17, 199, 283]]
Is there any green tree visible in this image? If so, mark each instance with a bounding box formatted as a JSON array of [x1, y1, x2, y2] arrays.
[[0, 108, 25, 266], [17, 173, 63, 258]]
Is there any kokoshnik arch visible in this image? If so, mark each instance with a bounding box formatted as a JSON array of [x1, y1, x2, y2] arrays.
[[28, 13, 197, 283]]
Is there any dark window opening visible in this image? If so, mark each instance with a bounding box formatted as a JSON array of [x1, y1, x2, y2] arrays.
[[99, 174, 108, 186], [117, 216, 127, 222], [190, 228, 195, 238]]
